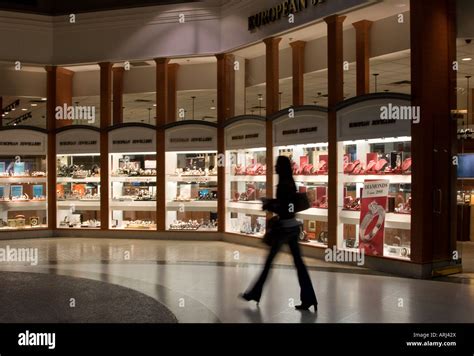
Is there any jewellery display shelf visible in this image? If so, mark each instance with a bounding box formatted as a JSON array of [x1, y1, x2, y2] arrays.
[[165, 122, 218, 231], [224, 117, 267, 237], [109, 125, 157, 230], [270, 107, 329, 247], [56, 128, 101, 229], [336, 94, 412, 261], [0, 128, 48, 231]]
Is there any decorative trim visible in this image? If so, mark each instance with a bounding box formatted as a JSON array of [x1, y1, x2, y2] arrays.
[[335, 93, 412, 111], [107, 122, 156, 132], [222, 115, 266, 128], [267, 105, 328, 121], [0, 125, 48, 133], [161, 120, 218, 130], [55, 125, 100, 133]]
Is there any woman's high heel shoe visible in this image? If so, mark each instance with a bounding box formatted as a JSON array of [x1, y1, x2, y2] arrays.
[[239, 293, 260, 306], [295, 302, 317, 311]]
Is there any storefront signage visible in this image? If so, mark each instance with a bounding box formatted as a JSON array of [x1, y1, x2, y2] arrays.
[[248, 0, 326, 31], [0, 130, 47, 155], [225, 120, 265, 149], [109, 127, 156, 153], [337, 98, 411, 141], [359, 180, 389, 257], [57, 129, 100, 155], [273, 110, 327, 146], [166, 124, 217, 152]]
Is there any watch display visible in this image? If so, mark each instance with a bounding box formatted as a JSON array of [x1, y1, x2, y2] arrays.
[[0, 154, 48, 230], [166, 151, 218, 231], [56, 154, 101, 229], [109, 153, 157, 230]]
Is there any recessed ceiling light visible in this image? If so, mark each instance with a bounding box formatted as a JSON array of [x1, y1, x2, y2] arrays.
[[153, 104, 157, 107], [21, 108, 27, 111], [462, 57, 472, 61], [41, 97, 47, 101], [31, 103, 37, 107], [11, 108, 15, 111], [210, 106, 216, 110]]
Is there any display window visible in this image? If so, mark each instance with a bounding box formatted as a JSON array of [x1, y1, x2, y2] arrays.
[[56, 128, 101, 229], [165, 122, 218, 231], [224, 117, 267, 237], [108, 125, 157, 230], [337, 95, 412, 260], [271, 107, 329, 246], [0, 129, 48, 230]]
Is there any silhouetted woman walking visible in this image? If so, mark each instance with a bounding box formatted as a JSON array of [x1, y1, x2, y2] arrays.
[[240, 156, 318, 311]]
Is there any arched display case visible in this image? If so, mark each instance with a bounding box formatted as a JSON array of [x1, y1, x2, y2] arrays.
[[0, 127, 48, 230], [164, 121, 218, 232], [224, 115, 267, 237], [270, 106, 329, 247], [336, 93, 412, 260]]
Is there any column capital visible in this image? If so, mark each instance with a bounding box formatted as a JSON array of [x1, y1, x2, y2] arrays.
[[324, 14, 346, 24], [263, 37, 282, 46], [289, 40, 306, 49], [112, 66, 125, 73], [98, 62, 113, 70], [352, 19, 373, 31], [168, 63, 180, 69], [154, 58, 170, 65]]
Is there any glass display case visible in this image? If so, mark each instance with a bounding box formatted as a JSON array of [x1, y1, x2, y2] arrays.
[[224, 118, 267, 237], [0, 129, 48, 230], [165, 122, 218, 231], [56, 128, 101, 229], [337, 95, 412, 260], [271, 108, 329, 246], [108, 125, 157, 230]]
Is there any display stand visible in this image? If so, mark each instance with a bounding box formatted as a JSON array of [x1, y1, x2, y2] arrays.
[[0, 127, 48, 230], [336, 94, 412, 260], [270, 106, 329, 247], [164, 121, 218, 231], [224, 116, 267, 237], [56, 127, 101, 229], [109, 124, 157, 230]]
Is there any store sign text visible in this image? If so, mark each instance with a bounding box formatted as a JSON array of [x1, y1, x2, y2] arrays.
[[0, 141, 41, 146], [349, 119, 396, 128], [231, 133, 259, 141], [60, 140, 97, 146], [113, 139, 153, 145], [170, 137, 213, 143], [282, 126, 318, 135], [248, 0, 326, 31]]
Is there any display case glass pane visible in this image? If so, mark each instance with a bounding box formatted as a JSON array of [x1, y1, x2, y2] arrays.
[[225, 148, 267, 236], [0, 154, 47, 230], [274, 143, 329, 247], [109, 153, 157, 230], [166, 151, 218, 231], [338, 137, 412, 260], [56, 154, 101, 228]]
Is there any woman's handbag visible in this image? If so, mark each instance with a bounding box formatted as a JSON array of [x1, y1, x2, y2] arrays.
[[262, 216, 281, 246], [293, 192, 310, 212]]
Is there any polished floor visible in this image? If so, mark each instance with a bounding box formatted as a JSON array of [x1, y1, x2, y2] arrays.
[[0, 238, 473, 323]]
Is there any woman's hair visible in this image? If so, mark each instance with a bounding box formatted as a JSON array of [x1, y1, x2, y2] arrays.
[[276, 156, 296, 189]]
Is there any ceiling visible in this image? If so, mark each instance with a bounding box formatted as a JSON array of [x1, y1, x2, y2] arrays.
[[0, 0, 198, 15]]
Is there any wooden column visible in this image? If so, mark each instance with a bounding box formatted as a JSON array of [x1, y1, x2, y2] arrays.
[[0, 96, 3, 127], [45, 66, 74, 230], [54, 68, 74, 128], [155, 58, 169, 231], [216, 53, 236, 233], [471, 88, 474, 125], [99, 62, 112, 230], [410, 0, 457, 265], [290, 41, 306, 106], [352, 20, 372, 96], [325, 15, 346, 250], [112, 67, 124, 125], [45, 66, 57, 230], [167, 63, 179, 123], [263, 37, 281, 203]]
